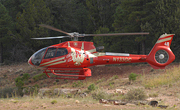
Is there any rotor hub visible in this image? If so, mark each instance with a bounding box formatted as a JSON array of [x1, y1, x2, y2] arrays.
[[159, 54, 165, 59]]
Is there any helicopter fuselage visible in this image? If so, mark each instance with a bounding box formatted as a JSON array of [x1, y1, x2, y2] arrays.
[[28, 41, 148, 68], [28, 34, 175, 80]]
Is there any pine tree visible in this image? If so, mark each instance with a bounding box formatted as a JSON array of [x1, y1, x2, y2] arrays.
[[87, 0, 121, 51], [0, 3, 13, 63], [1, 0, 30, 21], [112, 0, 156, 54], [15, 0, 53, 61], [86, 0, 120, 33], [153, 0, 180, 60]]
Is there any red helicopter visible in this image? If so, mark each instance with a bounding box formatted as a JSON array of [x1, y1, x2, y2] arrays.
[[28, 24, 175, 80]]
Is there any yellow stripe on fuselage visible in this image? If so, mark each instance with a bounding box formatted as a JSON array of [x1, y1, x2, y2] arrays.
[[156, 37, 172, 44], [40, 57, 65, 66], [40, 60, 66, 67]]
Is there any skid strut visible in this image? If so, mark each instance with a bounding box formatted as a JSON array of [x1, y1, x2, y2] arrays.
[[44, 68, 91, 80]]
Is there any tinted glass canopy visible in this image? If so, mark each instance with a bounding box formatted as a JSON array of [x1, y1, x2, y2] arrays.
[[31, 47, 47, 66]]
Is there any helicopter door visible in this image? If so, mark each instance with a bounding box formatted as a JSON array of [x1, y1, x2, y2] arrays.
[[53, 48, 68, 67], [40, 47, 68, 68]]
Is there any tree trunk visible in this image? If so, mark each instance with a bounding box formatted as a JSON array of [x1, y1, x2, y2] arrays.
[[137, 42, 141, 54], [0, 42, 3, 63], [142, 40, 146, 55]]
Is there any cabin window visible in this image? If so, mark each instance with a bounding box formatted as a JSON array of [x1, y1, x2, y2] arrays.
[[55, 48, 68, 57], [44, 48, 57, 59]]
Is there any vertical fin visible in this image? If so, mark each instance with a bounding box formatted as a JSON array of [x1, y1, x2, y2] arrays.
[[155, 34, 174, 47]]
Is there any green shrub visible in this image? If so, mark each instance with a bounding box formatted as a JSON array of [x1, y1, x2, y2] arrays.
[[33, 84, 39, 88], [64, 79, 68, 83], [56, 79, 59, 82], [109, 81, 115, 89], [33, 73, 47, 81], [15, 77, 24, 96], [0, 86, 16, 98], [129, 73, 138, 82], [15, 79, 24, 88], [51, 100, 57, 104], [15, 74, 30, 96], [92, 91, 106, 100], [12, 100, 19, 103], [15, 76, 22, 83], [22, 73, 30, 81], [112, 75, 118, 80], [88, 83, 96, 91], [125, 88, 147, 100], [92, 91, 114, 100], [25, 85, 39, 96]]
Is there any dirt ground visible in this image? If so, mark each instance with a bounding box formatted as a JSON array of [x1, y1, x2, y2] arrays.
[[0, 62, 180, 110]]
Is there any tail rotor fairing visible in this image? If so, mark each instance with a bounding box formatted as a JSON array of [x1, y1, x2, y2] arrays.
[[155, 50, 169, 64]]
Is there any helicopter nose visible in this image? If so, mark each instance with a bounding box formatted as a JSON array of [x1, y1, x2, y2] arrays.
[[28, 57, 34, 66]]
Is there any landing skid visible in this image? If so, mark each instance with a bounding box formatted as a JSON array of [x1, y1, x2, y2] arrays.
[[44, 68, 91, 80]]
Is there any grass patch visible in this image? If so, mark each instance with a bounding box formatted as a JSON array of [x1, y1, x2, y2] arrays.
[[142, 66, 180, 88], [109, 75, 119, 81], [72, 81, 83, 88], [12, 100, 19, 103], [124, 88, 147, 100], [149, 93, 158, 97], [96, 78, 105, 84]]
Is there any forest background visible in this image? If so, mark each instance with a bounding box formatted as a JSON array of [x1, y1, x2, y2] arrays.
[[0, 0, 179, 64]]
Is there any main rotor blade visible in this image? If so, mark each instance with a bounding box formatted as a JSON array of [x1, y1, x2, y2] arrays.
[[31, 36, 70, 40], [82, 32, 149, 37], [38, 24, 73, 37]]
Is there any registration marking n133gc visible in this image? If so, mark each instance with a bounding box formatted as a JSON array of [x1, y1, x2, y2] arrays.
[[113, 57, 132, 62]]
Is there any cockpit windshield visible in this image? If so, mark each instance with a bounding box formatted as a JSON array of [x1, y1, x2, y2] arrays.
[[30, 47, 68, 66], [31, 47, 47, 66]]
